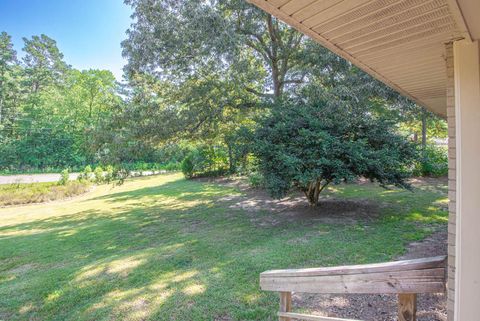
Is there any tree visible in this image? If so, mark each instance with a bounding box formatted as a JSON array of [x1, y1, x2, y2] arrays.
[[60, 69, 120, 163], [22, 34, 69, 94], [253, 98, 417, 206], [0, 32, 20, 130], [122, 0, 313, 101], [121, 0, 415, 145]]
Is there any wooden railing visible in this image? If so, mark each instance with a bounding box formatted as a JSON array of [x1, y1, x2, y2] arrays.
[[260, 256, 447, 321]]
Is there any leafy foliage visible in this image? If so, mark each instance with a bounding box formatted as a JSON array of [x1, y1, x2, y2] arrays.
[[415, 145, 448, 177], [0, 33, 121, 170], [1, 6, 447, 181], [94, 166, 104, 184], [181, 145, 229, 178], [254, 99, 417, 206], [58, 168, 70, 186]]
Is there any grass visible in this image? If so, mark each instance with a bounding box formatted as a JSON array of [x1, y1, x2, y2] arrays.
[[0, 181, 91, 207], [0, 174, 447, 320]]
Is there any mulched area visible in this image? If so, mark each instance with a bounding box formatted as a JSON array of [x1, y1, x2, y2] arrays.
[[202, 176, 448, 321]]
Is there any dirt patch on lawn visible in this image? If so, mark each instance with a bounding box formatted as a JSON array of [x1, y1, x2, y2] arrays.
[[230, 195, 380, 228], [209, 177, 381, 227]]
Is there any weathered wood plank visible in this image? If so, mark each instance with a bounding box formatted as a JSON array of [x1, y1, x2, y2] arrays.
[[277, 312, 362, 321], [261, 256, 447, 278], [279, 292, 292, 321], [261, 268, 446, 294], [398, 293, 417, 321]]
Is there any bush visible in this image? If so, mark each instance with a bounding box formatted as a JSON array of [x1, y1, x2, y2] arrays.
[[113, 168, 129, 185], [253, 99, 417, 206], [181, 155, 195, 178], [84, 165, 93, 181], [104, 165, 114, 183], [248, 172, 264, 188], [164, 162, 180, 171], [415, 145, 448, 177], [181, 145, 229, 179], [77, 165, 95, 182], [58, 169, 69, 186], [94, 166, 104, 184]]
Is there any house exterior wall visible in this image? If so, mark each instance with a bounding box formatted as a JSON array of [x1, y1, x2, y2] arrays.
[[445, 42, 456, 321], [452, 39, 480, 321]]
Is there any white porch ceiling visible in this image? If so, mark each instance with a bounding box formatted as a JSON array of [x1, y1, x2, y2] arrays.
[[247, 0, 474, 117]]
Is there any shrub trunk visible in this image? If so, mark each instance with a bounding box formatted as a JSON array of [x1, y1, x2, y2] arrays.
[[304, 179, 330, 207]]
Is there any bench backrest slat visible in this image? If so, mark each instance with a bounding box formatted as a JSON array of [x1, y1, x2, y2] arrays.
[[260, 256, 446, 294]]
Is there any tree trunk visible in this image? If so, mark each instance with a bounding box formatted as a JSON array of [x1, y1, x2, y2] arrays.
[[272, 64, 282, 98], [266, 14, 283, 100], [305, 179, 330, 207], [421, 109, 427, 153], [0, 95, 3, 124], [227, 143, 234, 173]]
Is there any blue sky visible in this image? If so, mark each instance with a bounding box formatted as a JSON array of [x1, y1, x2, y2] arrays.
[[0, 0, 133, 80]]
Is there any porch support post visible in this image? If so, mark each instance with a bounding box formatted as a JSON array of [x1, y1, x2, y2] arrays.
[[445, 42, 456, 321], [453, 39, 480, 321]]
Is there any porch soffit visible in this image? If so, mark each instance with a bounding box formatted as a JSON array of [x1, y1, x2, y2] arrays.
[[247, 0, 471, 117]]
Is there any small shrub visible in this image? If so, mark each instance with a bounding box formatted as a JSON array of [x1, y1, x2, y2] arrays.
[[78, 165, 93, 182], [94, 166, 104, 184], [113, 168, 130, 185], [58, 169, 69, 186], [181, 155, 195, 178], [248, 172, 264, 188], [104, 165, 114, 183]]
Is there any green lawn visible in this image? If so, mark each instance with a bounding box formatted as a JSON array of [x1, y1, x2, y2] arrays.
[[0, 174, 447, 321]]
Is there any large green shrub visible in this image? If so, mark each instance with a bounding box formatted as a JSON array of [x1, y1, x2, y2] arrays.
[[253, 99, 417, 206]]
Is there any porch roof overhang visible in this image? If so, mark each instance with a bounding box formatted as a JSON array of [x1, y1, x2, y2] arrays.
[[247, 0, 480, 117]]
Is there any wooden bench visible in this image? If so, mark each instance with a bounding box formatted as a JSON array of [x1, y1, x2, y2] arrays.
[[260, 256, 447, 321]]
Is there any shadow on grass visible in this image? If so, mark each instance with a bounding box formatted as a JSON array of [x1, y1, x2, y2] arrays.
[[89, 178, 231, 204], [0, 177, 448, 321]]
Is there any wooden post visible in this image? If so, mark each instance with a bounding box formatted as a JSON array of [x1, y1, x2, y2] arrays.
[[398, 293, 417, 321], [279, 292, 292, 321]]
